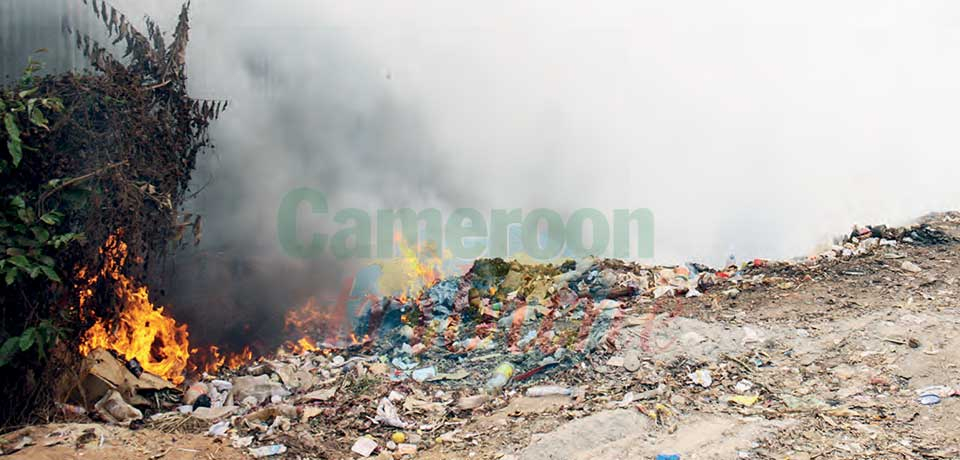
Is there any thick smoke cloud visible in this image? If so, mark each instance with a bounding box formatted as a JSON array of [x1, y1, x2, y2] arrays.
[[4, 0, 960, 348]]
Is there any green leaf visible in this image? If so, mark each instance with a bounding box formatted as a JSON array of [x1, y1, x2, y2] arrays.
[[5, 248, 24, 257], [52, 232, 83, 249], [7, 255, 29, 270], [10, 196, 25, 209], [4, 268, 16, 285], [40, 266, 60, 283], [17, 207, 35, 224], [0, 337, 17, 356], [6, 140, 20, 167], [17, 88, 38, 99], [39, 211, 62, 225], [0, 337, 19, 366], [36, 255, 54, 266], [29, 107, 48, 129], [4, 113, 22, 166], [4, 113, 20, 139], [31, 227, 49, 243], [18, 329, 35, 352]]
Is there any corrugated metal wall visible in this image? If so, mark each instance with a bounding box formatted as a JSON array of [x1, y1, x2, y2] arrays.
[[1, 0, 98, 82]]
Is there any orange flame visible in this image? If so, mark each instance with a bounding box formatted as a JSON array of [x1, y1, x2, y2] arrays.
[[290, 337, 319, 354], [377, 230, 446, 302], [224, 346, 253, 369], [282, 297, 339, 352], [189, 345, 254, 374], [77, 233, 190, 384]]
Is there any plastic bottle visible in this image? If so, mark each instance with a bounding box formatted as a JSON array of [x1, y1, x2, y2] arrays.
[[485, 362, 515, 392], [525, 385, 573, 397]]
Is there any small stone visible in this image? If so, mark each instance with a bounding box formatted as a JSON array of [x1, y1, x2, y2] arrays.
[[606, 356, 625, 367], [734, 379, 754, 394], [901, 261, 923, 273], [623, 349, 641, 372]]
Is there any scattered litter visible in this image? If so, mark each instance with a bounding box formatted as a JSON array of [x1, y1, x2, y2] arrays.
[[94, 390, 142, 425], [457, 395, 489, 410], [525, 385, 574, 397], [206, 420, 230, 437], [688, 369, 713, 388], [485, 362, 515, 392], [249, 444, 287, 458], [412, 366, 437, 382], [726, 394, 759, 407], [375, 397, 409, 428], [351, 436, 378, 457], [734, 379, 754, 394]]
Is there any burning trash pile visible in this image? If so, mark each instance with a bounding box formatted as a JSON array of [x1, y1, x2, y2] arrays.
[[36, 217, 955, 458]]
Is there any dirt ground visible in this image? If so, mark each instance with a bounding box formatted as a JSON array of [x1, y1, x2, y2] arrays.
[[0, 423, 247, 459], [4, 213, 960, 459], [421, 214, 960, 459]]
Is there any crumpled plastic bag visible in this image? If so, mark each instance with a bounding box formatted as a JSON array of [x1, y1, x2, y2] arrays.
[[374, 397, 408, 428]]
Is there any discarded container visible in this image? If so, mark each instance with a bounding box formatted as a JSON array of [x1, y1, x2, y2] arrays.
[[412, 366, 437, 383], [94, 390, 143, 425], [918, 394, 942, 405], [56, 402, 88, 417], [125, 358, 143, 378], [193, 394, 212, 409], [207, 420, 230, 437], [916, 385, 954, 398], [485, 362, 515, 392], [656, 455, 680, 460], [351, 436, 378, 457], [525, 385, 573, 397], [232, 436, 254, 449], [183, 381, 209, 405], [210, 379, 233, 392], [249, 444, 287, 458]]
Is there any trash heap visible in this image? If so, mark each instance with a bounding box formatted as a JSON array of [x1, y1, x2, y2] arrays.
[[21, 218, 958, 458]]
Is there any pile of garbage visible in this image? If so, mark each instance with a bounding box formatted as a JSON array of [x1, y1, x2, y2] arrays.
[[13, 216, 957, 458]]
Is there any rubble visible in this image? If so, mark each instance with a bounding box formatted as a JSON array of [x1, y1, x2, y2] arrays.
[[11, 212, 960, 458]]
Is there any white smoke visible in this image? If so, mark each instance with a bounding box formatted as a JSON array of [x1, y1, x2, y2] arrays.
[[4, 0, 960, 345]]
